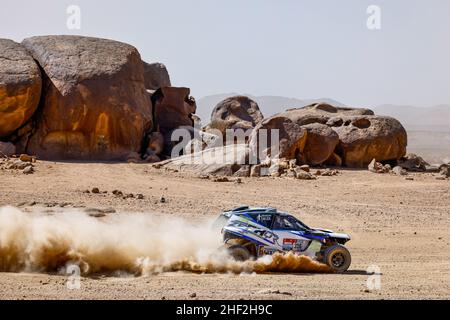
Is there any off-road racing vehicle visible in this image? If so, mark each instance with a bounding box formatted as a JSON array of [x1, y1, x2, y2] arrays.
[[214, 206, 352, 272]]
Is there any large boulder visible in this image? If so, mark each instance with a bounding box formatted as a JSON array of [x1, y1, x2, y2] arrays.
[[151, 87, 196, 155], [333, 116, 407, 167], [273, 103, 407, 167], [154, 143, 249, 176], [21, 35, 152, 160], [142, 62, 171, 90], [208, 96, 264, 138], [249, 115, 308, 161], [300, 123, 339, 166], [0, 39, 42, 139]]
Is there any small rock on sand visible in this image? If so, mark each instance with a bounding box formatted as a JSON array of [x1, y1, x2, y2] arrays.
[[91, 187, 100, 194], [23, 166, 34, 174]]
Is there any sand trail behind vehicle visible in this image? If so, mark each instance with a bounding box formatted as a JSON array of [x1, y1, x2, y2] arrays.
[[0, 206, 332, 275]]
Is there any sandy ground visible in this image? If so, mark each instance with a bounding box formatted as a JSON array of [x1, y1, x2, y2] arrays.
[[0, 160, 449, 300]]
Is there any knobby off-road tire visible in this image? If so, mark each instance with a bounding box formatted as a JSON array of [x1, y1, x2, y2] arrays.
[[227, 245, 251, 262], [324, 244, 351, 272]]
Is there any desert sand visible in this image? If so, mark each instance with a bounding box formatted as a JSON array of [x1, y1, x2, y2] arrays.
[[0, 161, 449, 300]]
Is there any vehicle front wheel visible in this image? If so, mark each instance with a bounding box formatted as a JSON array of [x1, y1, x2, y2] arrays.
[[227, 245, 251, 262], [324, 244, 351, 272]]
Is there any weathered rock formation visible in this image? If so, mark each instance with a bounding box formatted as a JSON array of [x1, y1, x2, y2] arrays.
[[249, 103, 407, 167], [332, 116, 407, 167], [0, 36, 410, 168], [207, 96, 264, 139], [0, 39, 42, 139], [282, 103, 374, 126], [249, 115, 308, 161], [21, 35, 152, 160], [398, 153, 429, 172], [300, 123, 339, 166], [154, 143, 249, 176], [0, 35, 199, 161], [151, 87, 197, 155], [142, 62, 171, 90]]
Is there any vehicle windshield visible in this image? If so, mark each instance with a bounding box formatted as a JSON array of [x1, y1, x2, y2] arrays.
[[247, 213, 274, 228], [272, 215, 310, 231]]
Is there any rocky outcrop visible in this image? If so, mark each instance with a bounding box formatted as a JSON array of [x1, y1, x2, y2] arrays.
[[249, 115, 308, 161], [21, 35, 152, 160], [259, 103, 407, 167], [0, 35, 410, 168], [0, 39, 42, 139], [299, 123, 339, 166], [368, 158, 391, 173], [398, 153, 429, 172], [155, 100, 410, 175], [151, 87, 196, 155], [282, 103, 374, 126], [142, 62, 171, 90], [0, 157, 35, 174], [332, 116, 407, 167], [154, 143, 248, 176], [207, 96, 264, 138]]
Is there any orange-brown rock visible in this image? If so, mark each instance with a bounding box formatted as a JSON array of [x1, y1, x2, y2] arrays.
[[332, 116, 407, 167], [324, 152, 343, 167], [21, 36, 152, 160], [276, 103, 407, 167], [300, 123, 339, 166], [151, 87, 196, 154], [249, 115, 308, 161], [0, 39, 42, 139]]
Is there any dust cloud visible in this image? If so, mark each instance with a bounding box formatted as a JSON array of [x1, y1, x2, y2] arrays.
[[0, 206, 331, 276]]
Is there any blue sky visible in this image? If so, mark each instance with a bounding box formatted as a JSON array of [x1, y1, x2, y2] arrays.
[[1, 0, 450, 107]]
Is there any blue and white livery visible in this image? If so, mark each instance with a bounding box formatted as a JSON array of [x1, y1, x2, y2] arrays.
[[214, 206, 352, 272]]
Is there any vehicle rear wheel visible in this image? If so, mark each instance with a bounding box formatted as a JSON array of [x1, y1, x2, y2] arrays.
[[227, 245, 251, 262], [324, 244, 351, 272]]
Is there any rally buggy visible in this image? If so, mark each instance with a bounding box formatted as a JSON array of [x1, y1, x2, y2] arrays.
[[214, 206, 352, 272]]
